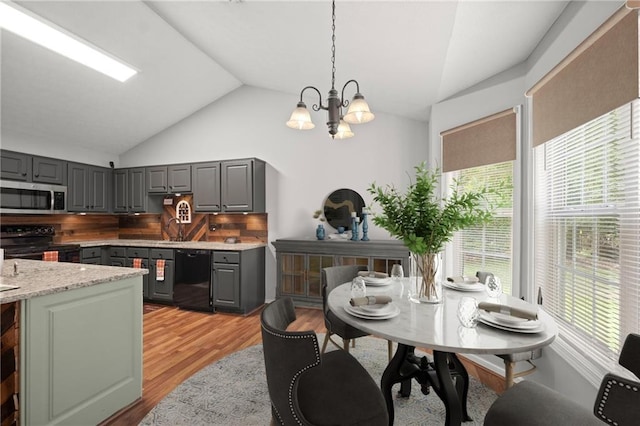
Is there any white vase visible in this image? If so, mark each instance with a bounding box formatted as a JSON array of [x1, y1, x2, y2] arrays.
[[408, 252, 442, 304]]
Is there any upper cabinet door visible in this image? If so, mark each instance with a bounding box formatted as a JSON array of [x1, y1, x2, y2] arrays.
[[67, 163, 89, 212], [221, 160, 253, 212], [32, 156, 66, 185], [1, 150, 31, 181], [113, 169, 129, 213], [129, 168, 147, 212], [90, 166, 111, 212], [192, 162, 221, 212], [147, 166, 168, 193], [168, 164, 191, 193]]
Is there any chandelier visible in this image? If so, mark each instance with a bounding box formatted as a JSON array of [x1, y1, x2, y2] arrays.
[[286, 0, 374, 139]]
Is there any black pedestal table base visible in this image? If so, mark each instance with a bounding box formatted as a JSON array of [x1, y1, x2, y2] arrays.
[[380, 343, 472, 426]]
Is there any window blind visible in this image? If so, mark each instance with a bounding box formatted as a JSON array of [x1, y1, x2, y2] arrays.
[[534, 100, 640, 362], [441, 108, 516, 173], [449, 162, 514, 294], [528, 7, 638, 147], [442, 108, 517, 294]]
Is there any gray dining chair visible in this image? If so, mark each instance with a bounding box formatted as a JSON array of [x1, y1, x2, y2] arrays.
[[483, 333, 640, 426], [260, 297, 389, 426], [321, 265, 394, 360]]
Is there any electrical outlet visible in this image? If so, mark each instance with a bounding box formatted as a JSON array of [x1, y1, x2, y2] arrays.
[[209, 224, 217, 231]]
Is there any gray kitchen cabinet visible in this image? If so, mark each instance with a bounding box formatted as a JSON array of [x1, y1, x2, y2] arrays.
[[272, 239, 409, 307], [221, 159, 265, 212], [1, 150, 66, 185], [68, 162, 111, 212], [32, 156, 66, 185], [148, 248, 175, 303], [192, 162, 221, 212], [126, 247, 150, 300], [80, 246, 106, 264], [146, 166, 168, 193], [193, 158, 265, 213], [211, 248, 265, 314], [114, 168, 147, 213], [147, 164, 191, 194], [1, 150, 30, 181]]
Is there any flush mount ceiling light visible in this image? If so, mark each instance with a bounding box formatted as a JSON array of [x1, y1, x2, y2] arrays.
[[0, 2, 137, 82], [286, 0, 374, 140]]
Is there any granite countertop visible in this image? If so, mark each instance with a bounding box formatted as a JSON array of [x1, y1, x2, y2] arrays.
[[0, 259, 147, 304], [73, 239, 266, 251]]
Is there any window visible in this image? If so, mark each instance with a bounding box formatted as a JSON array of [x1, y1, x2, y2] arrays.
[[447, 162, 514, 294], [534, 100, 640, 363]]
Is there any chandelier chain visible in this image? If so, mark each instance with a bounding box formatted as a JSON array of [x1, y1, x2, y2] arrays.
[[331, 0, 336, 90]]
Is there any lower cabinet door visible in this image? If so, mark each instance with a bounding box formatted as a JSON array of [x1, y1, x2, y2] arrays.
[[213, 263, 240, 308], [149, 259, 174, 302]]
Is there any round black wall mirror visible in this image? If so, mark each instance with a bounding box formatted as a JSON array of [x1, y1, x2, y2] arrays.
[[323, 188, 365, 231]]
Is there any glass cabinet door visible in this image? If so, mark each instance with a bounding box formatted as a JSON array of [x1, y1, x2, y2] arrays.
[[337, 256, 369, 267], [307, 255, 334, 298], [372, 258, 404, 274], [280, 254, 305, 296]]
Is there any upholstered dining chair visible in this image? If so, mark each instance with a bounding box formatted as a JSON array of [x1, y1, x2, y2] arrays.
[[260, 297, 389, 426], [321, 265, 394, 360], [484, 333, 640, 426]]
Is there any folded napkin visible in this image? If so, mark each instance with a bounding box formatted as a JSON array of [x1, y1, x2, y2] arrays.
[[156, 259, 165, 281], [447, 275, 479, 284], [350, 295, 392, 307], [358, 271, 389, 279], [478, 301, 538, 320], [132, 258, 143, 269]]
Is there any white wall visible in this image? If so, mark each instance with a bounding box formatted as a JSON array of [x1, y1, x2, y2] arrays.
[[120, 85, 429, 299], [1, 128, 116, 168]]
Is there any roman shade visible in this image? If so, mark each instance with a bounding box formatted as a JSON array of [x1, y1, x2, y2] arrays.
[[441, 108, 517, 173], [528, 6, 639, 147]]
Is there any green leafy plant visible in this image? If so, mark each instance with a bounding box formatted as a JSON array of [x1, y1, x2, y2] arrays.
[[368, 162, 505, 255]]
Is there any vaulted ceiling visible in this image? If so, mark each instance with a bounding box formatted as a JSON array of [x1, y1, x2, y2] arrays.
[[1, 0, 569, 156]]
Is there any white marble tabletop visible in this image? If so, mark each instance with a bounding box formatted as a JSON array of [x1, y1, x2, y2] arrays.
[[327, 278, 558, 355]]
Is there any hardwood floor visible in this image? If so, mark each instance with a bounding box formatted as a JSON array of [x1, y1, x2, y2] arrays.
[[102, 302, 505, 426], [100, 303, 325, 426]]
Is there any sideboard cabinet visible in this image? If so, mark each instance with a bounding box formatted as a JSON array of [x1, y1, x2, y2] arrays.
[[271, 239, 409, 307]]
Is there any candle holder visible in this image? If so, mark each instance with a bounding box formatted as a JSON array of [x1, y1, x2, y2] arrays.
[[361, 212, 369, 241], [351, 216, 359, 241]]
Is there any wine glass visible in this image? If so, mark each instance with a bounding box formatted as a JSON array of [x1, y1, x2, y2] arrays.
[[351, 276, 367, 299], [457, 296, 479, 328], [390, 264, 404, 281], [486, 275, 502, 298]]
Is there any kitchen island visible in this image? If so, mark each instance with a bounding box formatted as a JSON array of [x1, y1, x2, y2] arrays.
[[0, 259, 146, 425]]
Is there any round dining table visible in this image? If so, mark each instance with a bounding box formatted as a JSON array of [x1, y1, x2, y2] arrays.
[[327, 278, 558, 426]]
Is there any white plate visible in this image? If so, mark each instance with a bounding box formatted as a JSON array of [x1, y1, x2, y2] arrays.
[[481, 311, 539, 328], [345, 304, 400, 320], [359, 303, 396, 315], [362, 276, 392, 286], [442, 281, 485, 292], [478, 316, 544, 334]]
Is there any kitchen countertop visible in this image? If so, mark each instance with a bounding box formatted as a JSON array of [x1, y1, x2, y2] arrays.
[[72, 239, 266, 251], [0, 259, 147, 303]]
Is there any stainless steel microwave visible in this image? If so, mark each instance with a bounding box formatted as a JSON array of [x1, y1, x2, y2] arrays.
[[0, 180, 67, 214]]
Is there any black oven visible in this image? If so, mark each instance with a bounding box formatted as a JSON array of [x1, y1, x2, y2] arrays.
[[0, 180, 67, 214], [0, 225, 80, 263]]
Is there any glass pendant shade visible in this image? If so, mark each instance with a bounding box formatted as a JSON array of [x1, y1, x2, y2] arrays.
[[334, 119, 354, 139], [343, 93, 375, 124], [286, 102, 315, 130]]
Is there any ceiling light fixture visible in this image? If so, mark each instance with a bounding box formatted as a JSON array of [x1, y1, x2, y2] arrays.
[[286, 0, 374, 139], [0, 2, 137, 83]]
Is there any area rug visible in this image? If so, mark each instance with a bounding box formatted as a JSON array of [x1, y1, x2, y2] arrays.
[[140, 335, 498, 425]]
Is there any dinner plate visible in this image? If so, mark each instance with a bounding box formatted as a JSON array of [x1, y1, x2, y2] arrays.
[[442, 281, 485, 292], [478, 314, 544, 333], [344, 304, 400, 320], [362, 276, 393, 286], [482, 311, 540, 328], [359, 303, 396, 315]]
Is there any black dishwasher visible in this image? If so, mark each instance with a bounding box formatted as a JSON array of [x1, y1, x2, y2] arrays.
[[174, 250, 213, 312]]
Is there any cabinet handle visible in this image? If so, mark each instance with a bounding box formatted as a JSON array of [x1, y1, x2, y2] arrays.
[[34, 173, 39, 177], [21, 172, 27, 176]]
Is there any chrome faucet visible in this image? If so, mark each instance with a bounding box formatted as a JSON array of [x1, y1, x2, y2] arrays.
[[166, 217, 185, 241]]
